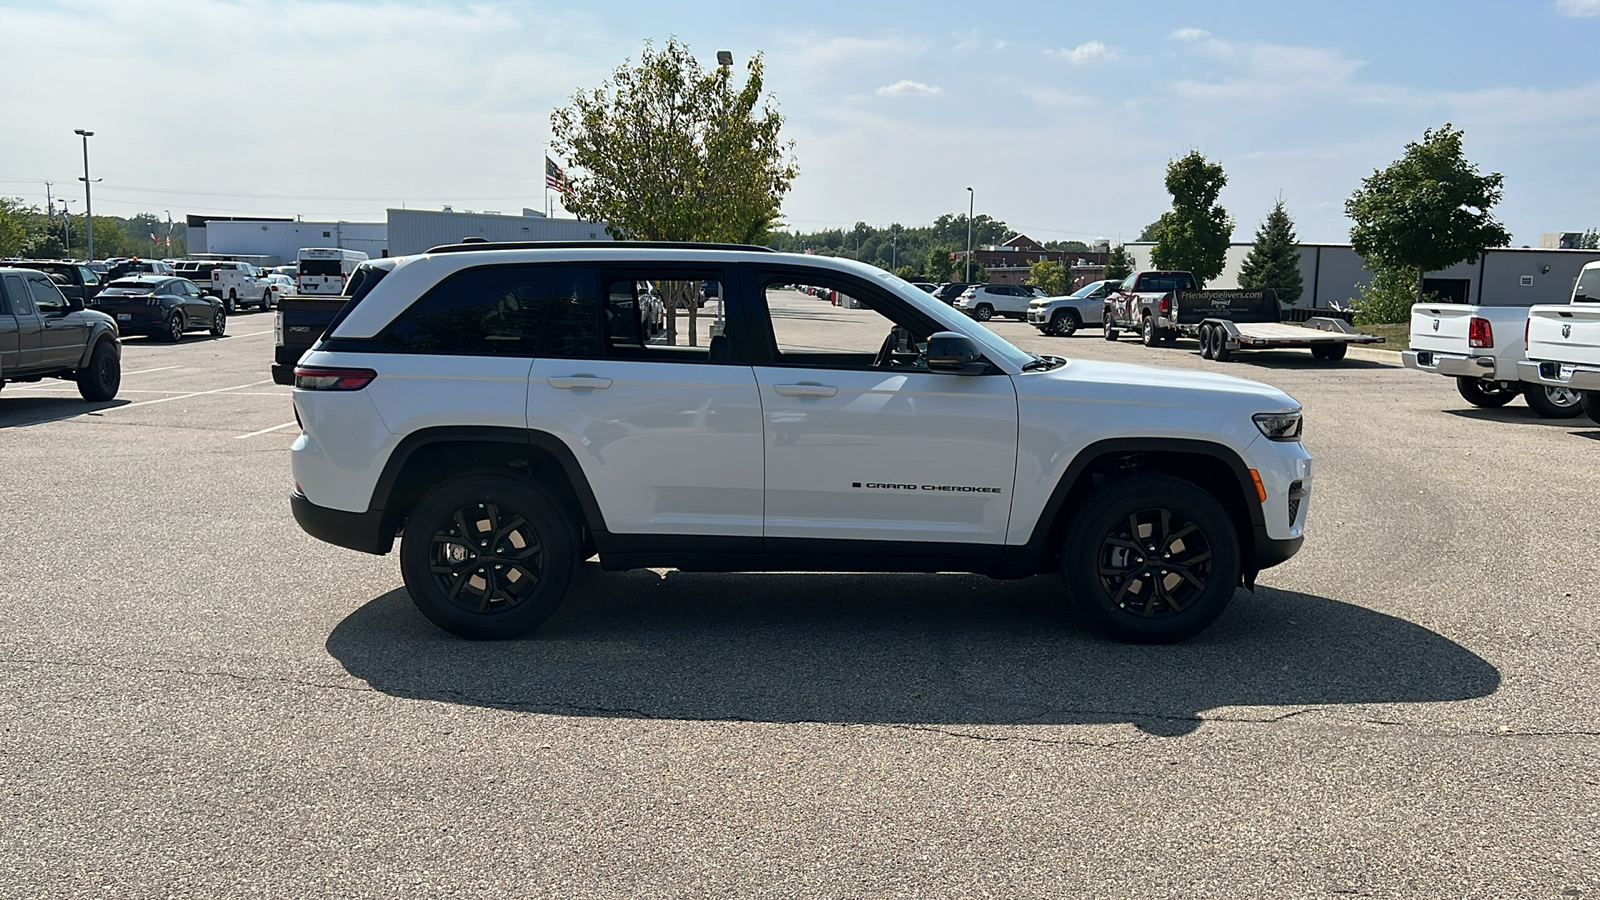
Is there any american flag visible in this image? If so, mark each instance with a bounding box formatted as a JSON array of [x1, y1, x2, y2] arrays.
[[545, 156, 569, 193]]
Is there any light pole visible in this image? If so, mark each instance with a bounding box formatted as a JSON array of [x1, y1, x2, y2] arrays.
[[74, 129, 100, 260], [58, 199, 74, 251], [891, 224, 898, 271], [960, 188, 972, 283]]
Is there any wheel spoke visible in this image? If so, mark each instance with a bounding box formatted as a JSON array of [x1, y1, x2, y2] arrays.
[[1159, 508, 1172, 544], [446, 570, 471, 602], [1111, 573, 1137, 608], [1156, 580, 1185, 613], [476, 568, 496, 613], [491, 515, 529, 548], [1104, 537, 1143, 553]]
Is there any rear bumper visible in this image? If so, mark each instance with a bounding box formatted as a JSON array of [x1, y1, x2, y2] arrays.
[[271, 363, 295, 386], [290, 491, 394, 555], [1517, 360, 1600, 391], [1402, 349, 1499, 379]]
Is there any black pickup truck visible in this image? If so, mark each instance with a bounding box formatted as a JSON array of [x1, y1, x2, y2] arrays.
[[271, 259, 394, 385], [0, 266, 122, 400], [11, 260, 102, 306]]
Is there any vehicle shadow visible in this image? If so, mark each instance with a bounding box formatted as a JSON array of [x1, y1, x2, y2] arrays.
[[325, 570, 1499, 736], [1206, 351, 1397, 371], [0, 395, 128, 429], [1443, 408, 1586, 428]]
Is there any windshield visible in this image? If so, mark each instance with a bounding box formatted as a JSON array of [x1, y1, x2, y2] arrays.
[[1068, 281, 1106, 298], [1575, 267, 1600, 303], [301, 259, 343, 277]]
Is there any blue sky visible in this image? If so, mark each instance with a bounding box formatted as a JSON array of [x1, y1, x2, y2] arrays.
[[4, 0, 1599, 245]]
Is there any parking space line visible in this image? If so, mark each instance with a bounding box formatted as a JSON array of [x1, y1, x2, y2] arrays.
[[112, 379, 275, 412], [235, 421, 299, 439], [220, 329, 275, 338], [6, 364, 184, 390], [120, 365, 184, 377]]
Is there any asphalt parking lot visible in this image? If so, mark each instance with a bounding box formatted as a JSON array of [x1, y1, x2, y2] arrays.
[[2, 297, 1597, 898]]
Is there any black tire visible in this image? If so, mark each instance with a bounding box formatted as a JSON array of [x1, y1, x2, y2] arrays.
[[974, 304, 994, 322], [1311, 343, 1348, 361], [1141, 314, 1159, 347], [1456, 377, 1517, 408], [228, 289, 238, 307], [162, 313, 184, 343], [1059, 474, 1242, 643], [210, 307, 227, 337], [399, 474, 578, 640], [1199, 325, 1216, 360], [222, 295, 235, 314], [1048, 309, 1080, 337], [1523, 382, 1586, 418], [261, 290, 274, 311], [1212, 331, 1233, 362], [1582, 391, 1600, 426], [76, 340, 120, 401]]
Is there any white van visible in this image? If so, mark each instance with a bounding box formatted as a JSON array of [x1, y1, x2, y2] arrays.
[[297, 248, 369, 296]]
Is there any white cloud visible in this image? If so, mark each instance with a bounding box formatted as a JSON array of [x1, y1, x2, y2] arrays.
[[1050, 40, 1117, 66], [1557, 0, 1600, 16], [1169, 28, 1211, 41], [1169, 37, 1366, 104], [875, 80, 943, 98]]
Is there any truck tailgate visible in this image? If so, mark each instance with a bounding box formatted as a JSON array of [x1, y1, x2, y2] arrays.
[[1408, 305, 1477, 354], [1527, 304, 1600, 366]]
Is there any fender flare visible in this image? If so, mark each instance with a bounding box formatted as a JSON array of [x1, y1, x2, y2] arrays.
[[76, 326, 121, 369]]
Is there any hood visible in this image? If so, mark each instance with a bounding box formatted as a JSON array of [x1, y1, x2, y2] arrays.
[[1022, 357, 1300, 412]]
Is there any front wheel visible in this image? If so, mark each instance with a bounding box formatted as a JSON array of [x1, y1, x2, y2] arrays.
[[1141, 315, 1160, 347], [1456, 377, 1517, 408], [76, 340, 120, 401], [973, 304, 994, 322], [1048, 309, 1080, 337], [1199, 324, 1216, 360], [399, 474, 578, 640], [1059, 474, 1242, 643], [1523, 383, 1585, 418]]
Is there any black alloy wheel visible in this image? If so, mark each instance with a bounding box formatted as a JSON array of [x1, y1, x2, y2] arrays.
[[1049, 309, 1080, 337], [1455, 377, 1517, 408], [164, 313, 185, 343], [1523, 383, 1585, 418], [399, 475, 577, 640], [76, 340, 120, 401], [210, 308, 227, 337], [1060, 474, 1241, 643]]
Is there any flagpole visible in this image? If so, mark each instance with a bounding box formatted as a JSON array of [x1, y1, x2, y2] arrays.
[[544, 146, 550, 218]]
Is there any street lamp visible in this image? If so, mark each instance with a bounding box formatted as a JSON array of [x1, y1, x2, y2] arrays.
[[960, 188, 972, 283], [74, 129, 101, 260], [58, 199, 74, 251]]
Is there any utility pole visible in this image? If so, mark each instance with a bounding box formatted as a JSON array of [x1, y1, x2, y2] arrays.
[[59, 199, 74, 251], [891, 224, 898, 271], [75, 129, 100, 260], [960, 184, 972, 278]]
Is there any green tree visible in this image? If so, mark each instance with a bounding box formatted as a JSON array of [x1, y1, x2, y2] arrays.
[[1026, 259, 1066, 296], [1579, 228, 1599, 250], [551, 38, 798, 344], [1345, 123, 1509, 303], [1237, 198, 1304, 304], [1148, 151, 1234, 285], [1137, 220, 1163, 242], [1103, 245, 1134, 280], [0, 200, 26, 257], [1353, 262, 1433, 325]]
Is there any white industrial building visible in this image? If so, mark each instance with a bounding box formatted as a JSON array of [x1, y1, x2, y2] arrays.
[[190, 208, 610, 263], [1125, 242, 1600, 309], [385, 209, 610, 256], [202, 219, 388, 266]]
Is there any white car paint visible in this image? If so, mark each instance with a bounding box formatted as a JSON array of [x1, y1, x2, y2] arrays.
[[1518, 261, 1600, 392]]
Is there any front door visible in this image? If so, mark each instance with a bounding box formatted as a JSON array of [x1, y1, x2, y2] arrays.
[[749, 269, 1019, 545]]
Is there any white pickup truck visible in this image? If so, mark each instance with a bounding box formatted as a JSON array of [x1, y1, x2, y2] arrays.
[[1401, 292, 1587, 418], [1517, 261, 1600, 425]]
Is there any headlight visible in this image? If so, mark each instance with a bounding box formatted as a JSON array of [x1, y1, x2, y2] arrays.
[[1253, 411, 1303, 442]]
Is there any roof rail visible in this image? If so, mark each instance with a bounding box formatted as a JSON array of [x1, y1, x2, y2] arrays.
[[423, 240, 778, 255]]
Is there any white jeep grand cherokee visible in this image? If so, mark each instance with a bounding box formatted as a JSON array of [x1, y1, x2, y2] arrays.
[[290, 242, 1311, 643]]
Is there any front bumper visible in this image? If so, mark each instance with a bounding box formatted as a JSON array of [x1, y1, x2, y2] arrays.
[[1517, 360, 1600, 391], [1402, 349, 1500, 379], [291, 492, 395, 555]]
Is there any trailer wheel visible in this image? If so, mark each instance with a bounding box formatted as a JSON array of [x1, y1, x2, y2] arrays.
[[1311, 343, 1347, 362], [1523, 383, 1586, 419], [1455, 377, 1517, 408], [1199, 325, 1216, 359], [1212, 332, 1233, 362]]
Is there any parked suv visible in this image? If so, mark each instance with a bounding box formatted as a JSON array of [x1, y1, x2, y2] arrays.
[[954, 283, 1039, 321], [289, 242, 1312, 644]]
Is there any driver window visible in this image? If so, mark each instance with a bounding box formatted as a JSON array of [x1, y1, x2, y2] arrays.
[[762, 277, 931, 370]]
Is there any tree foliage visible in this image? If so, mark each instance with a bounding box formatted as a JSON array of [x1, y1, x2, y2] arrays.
[[1026, 259, 1066, 296], [1354, 262, 1434, 325], [1237, 198, 1303, 304], [770, 214, 1012, 281], [1148, 151, 1233, 285], [0, 197, 181, 260], [1345, 124, 1509, 300], [551, 38, 798, 343], [1103, 245, 1134, 281], [1580, 228, 1598, 250]]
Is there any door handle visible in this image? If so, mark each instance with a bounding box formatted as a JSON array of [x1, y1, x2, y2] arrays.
[[773, 383, 838, 398], [548, 375, 613, 390]]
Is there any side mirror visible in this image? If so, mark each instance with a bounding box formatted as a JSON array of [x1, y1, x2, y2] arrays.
[[67, 296, 85, 311], [925, 332, 990, 375]]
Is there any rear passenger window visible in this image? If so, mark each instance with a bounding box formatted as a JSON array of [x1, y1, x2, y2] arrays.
[[381, 264, 600, 357]]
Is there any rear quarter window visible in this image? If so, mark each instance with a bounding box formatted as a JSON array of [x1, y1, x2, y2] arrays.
[[380, 264, 601, 357]]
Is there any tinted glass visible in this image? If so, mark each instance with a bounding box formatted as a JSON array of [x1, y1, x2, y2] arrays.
[[1574, 268, 1600, 303], [28, 277, 66, 312], [1137, 273, 1196, 292], [382, 264, 600, 357], [301, 260, 342, 277]]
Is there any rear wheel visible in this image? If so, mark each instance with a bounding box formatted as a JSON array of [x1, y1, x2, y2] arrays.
[[1456, 377, 1517, 408], [1199, 325, 1216, 359], [399, 474, 578, 640], [1212, 329, 1233, 362], [163, 313, 184, 343], [1048, 309, 1080, 337], [1059, 474, 1242, 643], [973, 304, 994, 322], [1523, 383, 1585, 418], [261, 290, 274, 311], [76, 340, 120, 401], [1141, 314, 1159, 347], [1311, 343, 1348, 361]]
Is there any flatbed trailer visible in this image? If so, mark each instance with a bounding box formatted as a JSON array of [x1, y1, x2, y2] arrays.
[[1169, 290, 1385, 361]]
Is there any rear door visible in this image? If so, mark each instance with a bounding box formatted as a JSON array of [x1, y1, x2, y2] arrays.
[[0, 275, 20, 376], [3, 274, 45, 373]]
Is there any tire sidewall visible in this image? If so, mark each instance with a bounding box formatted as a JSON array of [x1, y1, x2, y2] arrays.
[[77, 341, 120, 401], [1051, 309, 1079, 336], [1060, 476, 1242, 644], [975, 304, 993, 322], [1523, 382, 1584, 418], [399, 474, 578, 640]]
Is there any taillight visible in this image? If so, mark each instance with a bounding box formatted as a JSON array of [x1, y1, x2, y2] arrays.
[[1159, 294, 1171, 315], [1468, 317, 1493, 349], [293, 366, 377, 391]]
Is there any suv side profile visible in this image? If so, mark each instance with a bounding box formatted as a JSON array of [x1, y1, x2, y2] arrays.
[[954, 283, 1039, 321], [290, 243, 1311, 644]]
